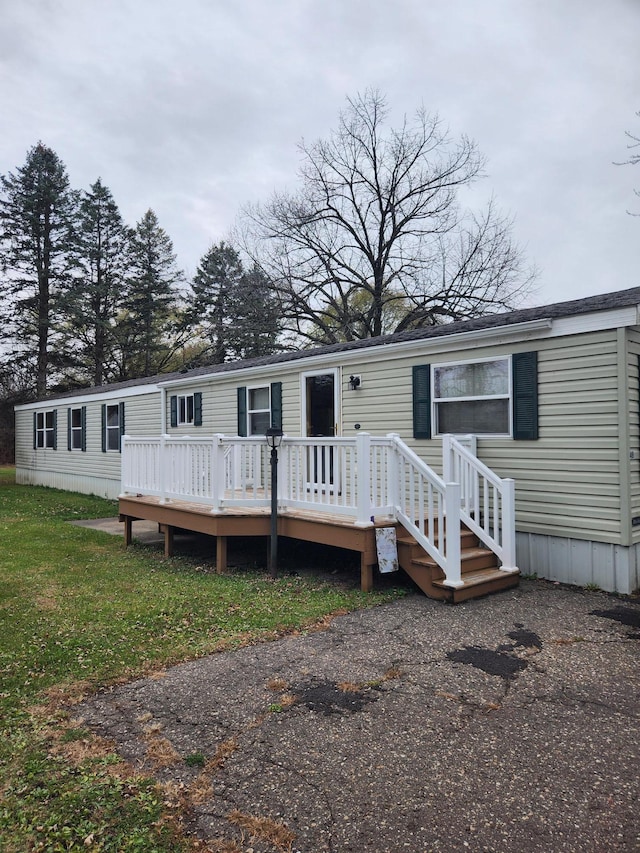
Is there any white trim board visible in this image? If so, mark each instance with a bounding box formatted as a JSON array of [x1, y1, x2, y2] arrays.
[[16, 383, 161, 412]]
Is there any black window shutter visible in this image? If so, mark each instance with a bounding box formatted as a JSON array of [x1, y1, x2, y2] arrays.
[[412, 365, 431, 439], [118, 402, 125, 452], [33, 412, 37, 449], [67, 408, 72, 451], [512, 351, 538, 440], [237, 387, 247, 436], [270, 382, 282, 430], [170, 395, 178, 428], [52, 410, 57, 450], [101, 404, 106, 452], [194, 392, 202, 427], [81, 406, 87, 452]]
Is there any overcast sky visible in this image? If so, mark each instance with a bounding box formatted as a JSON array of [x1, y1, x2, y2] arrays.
[[1, 0, 638, 308]]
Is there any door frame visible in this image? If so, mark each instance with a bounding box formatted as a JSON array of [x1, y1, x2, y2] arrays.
[[300, 368, 341, 437]]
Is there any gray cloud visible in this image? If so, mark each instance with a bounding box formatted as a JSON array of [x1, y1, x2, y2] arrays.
[[1, 0, 637, 294]]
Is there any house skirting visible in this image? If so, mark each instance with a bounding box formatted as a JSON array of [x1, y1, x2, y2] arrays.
[[15, 468, 121, 501], [516, 531, 639, 595]]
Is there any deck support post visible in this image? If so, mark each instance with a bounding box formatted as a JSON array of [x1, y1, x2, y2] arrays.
[[164, 524, 174, 558], [123, 515, 132, 547], [360, 555, 374, 592], [216, 536, 227, 574]]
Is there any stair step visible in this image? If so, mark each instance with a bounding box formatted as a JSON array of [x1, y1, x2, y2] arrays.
[[395, 522, 519, 602], [397, 531, 478, 550], [411, 547, 497, 574], [433, 567, 520, 603]]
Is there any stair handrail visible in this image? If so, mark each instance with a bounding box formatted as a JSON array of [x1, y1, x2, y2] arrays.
[[442, 434, 517, 572], [387, 433, 462, 588]]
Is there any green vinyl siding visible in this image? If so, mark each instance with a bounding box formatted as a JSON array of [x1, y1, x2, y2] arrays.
[[483, 331, 622, 542], [627, 328, 640, 544], [15, 391, 161, 498], [340, 329, 624, 543]]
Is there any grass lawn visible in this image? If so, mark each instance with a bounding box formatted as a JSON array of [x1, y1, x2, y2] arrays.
[[0, 469, 406, 851]]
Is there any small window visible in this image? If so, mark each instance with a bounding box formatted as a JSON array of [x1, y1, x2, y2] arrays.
[[237, 383, 282, 437], [170, 392, 202, 428], [101, 402, 125, 452], [178, 394, 194, 425], [69, 407, 84, 450], [433, 358, 510, 436], [35, 410, 57, 449], [248, 386, 271, 436]]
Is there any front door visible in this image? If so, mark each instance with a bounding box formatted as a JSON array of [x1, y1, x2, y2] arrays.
[[304, 372, 336, 437], [302, 370, 338, 490]]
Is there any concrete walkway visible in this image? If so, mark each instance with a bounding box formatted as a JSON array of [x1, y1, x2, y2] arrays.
[[70, 516, 164, 545], [75, 582, 640, 852]]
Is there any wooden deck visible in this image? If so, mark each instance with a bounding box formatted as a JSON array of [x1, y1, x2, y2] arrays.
[[119, 495, 389, 592], [119, 495, 519, 601]]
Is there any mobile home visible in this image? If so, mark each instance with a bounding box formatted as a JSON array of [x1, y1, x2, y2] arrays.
[[15, 287, 640, 596]]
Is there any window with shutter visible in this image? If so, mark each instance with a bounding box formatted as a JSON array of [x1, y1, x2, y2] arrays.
[[102, 403, 124, 451], [238, 383, 282, 435], [418, 353, 539, 439], [68, 407, 86, 450]]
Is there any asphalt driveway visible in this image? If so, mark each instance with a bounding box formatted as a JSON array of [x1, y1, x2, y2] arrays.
[[76, 581, 639, 853]]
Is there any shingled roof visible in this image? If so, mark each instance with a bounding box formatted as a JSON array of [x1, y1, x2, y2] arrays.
[[35, 285, 640, 402]]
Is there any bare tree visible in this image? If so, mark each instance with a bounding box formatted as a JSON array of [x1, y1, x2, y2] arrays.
[[240, 91, 534, 345], [616, 110, 640, 215]]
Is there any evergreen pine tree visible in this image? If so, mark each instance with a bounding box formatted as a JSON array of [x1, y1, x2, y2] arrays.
[[63, 179, 131, 386], [228, 264, 280, 360], [0, 143, 76, 396], [117, 209, 183, 379], [189, 241, 243, 365]]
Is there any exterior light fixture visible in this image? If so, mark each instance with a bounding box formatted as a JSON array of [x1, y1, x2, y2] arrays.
[[349, 374, 361, 390], [265, 426, 284, 449], [265, 427, 284, 577]]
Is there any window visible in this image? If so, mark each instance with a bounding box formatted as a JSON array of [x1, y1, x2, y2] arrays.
[[248, 386, 271, 435], [412, 352, 538, 441], [433, 358, 510, 435], [179, 394, 194, 425], [237, 383, 282, 437], [34, 410, 57, 449], [105, 405, 121, 450], [170, 392, 202, 427], [101, 402, 125, 452], [67, 406, 86, 451]]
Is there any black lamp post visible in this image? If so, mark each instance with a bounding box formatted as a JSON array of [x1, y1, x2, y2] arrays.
[[265, 427, 283, 578]]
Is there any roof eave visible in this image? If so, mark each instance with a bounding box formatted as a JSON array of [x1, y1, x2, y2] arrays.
[[157, 317, 555, 388]]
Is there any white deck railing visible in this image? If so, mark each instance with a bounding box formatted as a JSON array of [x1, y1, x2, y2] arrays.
[[442, 434, 517, 573], [386, 433, 462, 587], [122, 432, 517, 587]]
